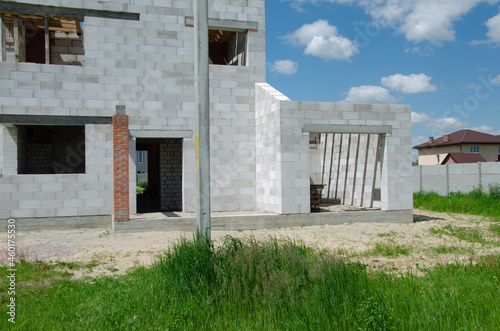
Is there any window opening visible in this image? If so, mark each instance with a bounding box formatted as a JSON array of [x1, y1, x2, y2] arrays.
[[17, 125, 85, 174], [209, 29, 247, 66], [470, 145, 479, 153], [310, 133, 382, 212], [0, 12, 84, 65]]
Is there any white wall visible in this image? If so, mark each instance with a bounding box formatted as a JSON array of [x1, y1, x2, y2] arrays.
[[413, 163, 500, 194]]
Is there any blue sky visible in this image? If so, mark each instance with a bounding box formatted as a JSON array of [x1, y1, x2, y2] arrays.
[[264, 0, 500, 151]]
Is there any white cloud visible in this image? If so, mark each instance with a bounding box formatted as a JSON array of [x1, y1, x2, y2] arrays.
[[381, 73, 437, 94], [427, 117, 468, 133], [343, 85, 396, 104], [284, 20, 359, 60], [491, 74, 500, 84], [411, 112, 431, 124], [285, 0, 500, 46], [486, 11, 500, 44], [399, 0, 480, 45], [269, 60, 298, 75]]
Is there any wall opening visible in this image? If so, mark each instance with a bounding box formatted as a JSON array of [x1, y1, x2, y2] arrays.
[[136, 138, 182, 213], [1, 12, 84, 65], [17, 125, 85, 174], [209, 29, 247, 66], [310, 133, 382, 211]]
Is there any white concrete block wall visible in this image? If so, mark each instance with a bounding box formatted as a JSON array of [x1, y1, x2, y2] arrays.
[[256, 83, 413, 214], [1, 0, 266, 216], [0, 124, 112, 219], [255, 83, 290, 214]]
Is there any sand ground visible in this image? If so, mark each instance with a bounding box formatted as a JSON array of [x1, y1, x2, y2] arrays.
[[2, 209, 499, 278]]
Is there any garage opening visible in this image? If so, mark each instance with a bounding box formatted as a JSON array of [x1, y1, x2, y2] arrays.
[[136, 138, 183, 213], [310, 133, 382, 211]]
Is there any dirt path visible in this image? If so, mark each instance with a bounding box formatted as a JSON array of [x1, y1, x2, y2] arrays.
[[3, 209, 499, 278]]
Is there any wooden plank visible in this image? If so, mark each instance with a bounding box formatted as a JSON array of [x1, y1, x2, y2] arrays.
[[75, 19, 82, 35], [0, 115, 113, 125], [0, 2, 139, 21], [13, 16, 25, 62], [44, 16, 49, 64]]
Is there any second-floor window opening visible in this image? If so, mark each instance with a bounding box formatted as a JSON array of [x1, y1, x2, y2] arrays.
[[0, 12, 84, 66], [209, 29, 247, 66], [470, 145, 480, 153]]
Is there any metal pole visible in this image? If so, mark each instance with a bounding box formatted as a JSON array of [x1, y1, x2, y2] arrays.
[[194, 0, 211, 240]]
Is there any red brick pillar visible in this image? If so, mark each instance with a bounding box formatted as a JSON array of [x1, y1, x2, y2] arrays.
[[113, 106, 129, 221]]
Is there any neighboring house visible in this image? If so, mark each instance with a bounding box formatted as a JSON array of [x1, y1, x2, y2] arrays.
[[0, 0, 412, 222], [440, 152, 487, 165], [414, 130, 500, 165]]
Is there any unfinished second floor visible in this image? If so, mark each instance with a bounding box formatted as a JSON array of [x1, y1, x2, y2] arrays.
[[0, 0, 266, 129]]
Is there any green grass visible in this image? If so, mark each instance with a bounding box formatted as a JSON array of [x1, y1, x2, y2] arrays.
[[490, 224, 500, 235], [2, 235, 499, 330], [429, 224, 499, 246], [430, 245, 471, 255], [414, 185, 500, 218], [377, 231, 398, 238], [363, 243, 411, 257]]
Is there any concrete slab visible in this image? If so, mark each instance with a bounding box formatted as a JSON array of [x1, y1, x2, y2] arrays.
[[2, 209, 413, 233], [115, 209, 413, 232], [1, 215, 111, 232]]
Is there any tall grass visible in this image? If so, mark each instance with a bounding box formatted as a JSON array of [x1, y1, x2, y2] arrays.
[[2, 235, 499, 330], [414, 185, 500, 218]]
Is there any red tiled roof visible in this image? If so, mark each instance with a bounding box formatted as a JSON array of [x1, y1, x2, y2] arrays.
[[414, 129, 500, 149], [441, 152, 486, 164]]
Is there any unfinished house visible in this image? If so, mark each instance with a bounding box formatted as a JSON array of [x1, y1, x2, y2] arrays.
[[0, 0, 413, 228]]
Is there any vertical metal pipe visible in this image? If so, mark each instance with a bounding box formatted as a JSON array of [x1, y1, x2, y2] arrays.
[[194, 0, 211, 240]]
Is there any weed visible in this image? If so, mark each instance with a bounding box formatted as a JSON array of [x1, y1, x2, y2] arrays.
[[414, 187, 500, 218], [490, 224, 500, 236], [85, 259, 100, 271], [99, 229, 111, 238], [430, 224, 498, 246], [1, 237, 499, 330], [363, 243, 411, 257], [377, 231, 398, 238]]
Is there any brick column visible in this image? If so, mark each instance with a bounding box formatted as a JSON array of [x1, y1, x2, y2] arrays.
[[113, 106, 129, 221]]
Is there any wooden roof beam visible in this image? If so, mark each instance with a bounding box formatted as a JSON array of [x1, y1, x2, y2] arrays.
[[0, 1, 139, 21]]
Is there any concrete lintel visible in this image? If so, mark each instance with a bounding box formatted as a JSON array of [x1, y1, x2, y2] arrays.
[[0, 115, 112, 125], [185, 16, 258, 31], [0, 2, 140, 21], [302, 124, 392, 135], [130, 130, 193, 139]]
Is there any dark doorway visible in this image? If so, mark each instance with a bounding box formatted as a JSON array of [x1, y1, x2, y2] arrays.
[[25, 28, 46, 64], [136, 138, 183, 213]]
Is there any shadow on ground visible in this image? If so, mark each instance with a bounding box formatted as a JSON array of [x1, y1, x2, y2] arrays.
[[413, 214, 445, 223]]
